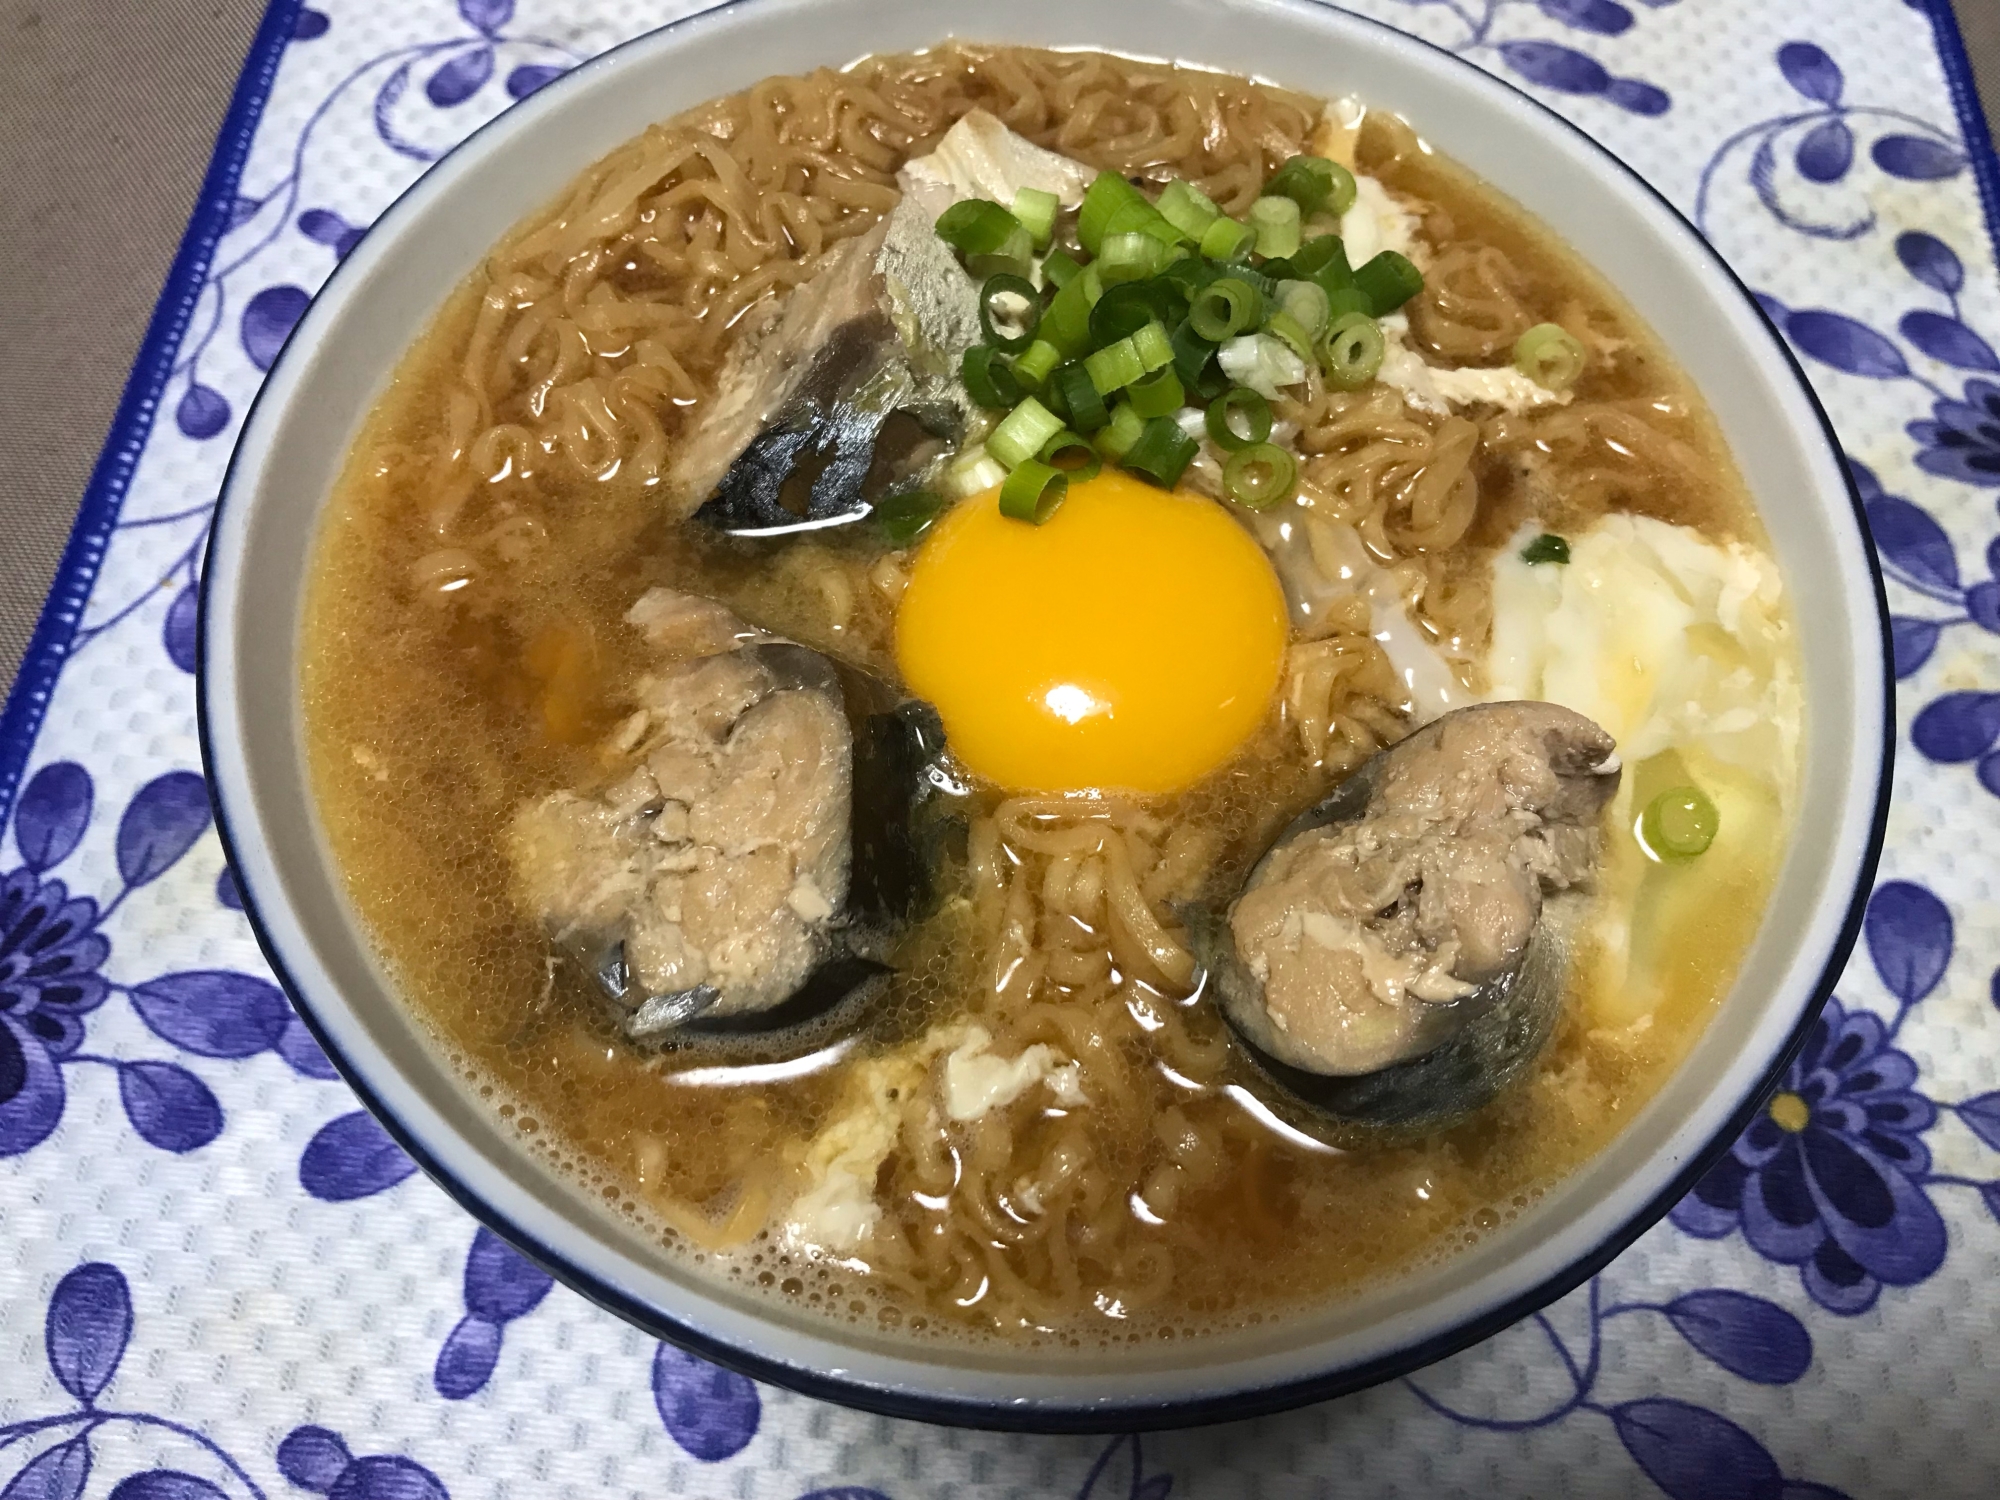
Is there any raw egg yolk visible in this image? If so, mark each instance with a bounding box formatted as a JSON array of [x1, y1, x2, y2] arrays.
[[895, 470, 1288, 794]]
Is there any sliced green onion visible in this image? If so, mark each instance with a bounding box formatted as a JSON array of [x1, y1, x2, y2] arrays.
[[979, 273, 1040, 353], [966, 227, 1033, 282], [1041, 275, 1096, 356], [1130, 319, 1174, 375], [1095, 402, 1145, 461], [1218, 333, 1308, 399], [1156, 179, 1221, 240], [1012, 338, 1062, 390], [1199, 216, 1256, 261], [1354, 250, 1425, 316], [941, 443, 1009, 500], [1320, 311, 1385, 391], [961, 344, 1025, 409], [1158, 254, 1219, 296], [1011, 186, 1059, 250], [1289, 235, 1347, 281], [1080, 263, 1106, 306], [1640, 786, 1720, 859], [998, 459, 1067, 523], [1265, 308, 1315, 364], [1323, 161, 1358, 218], [1042, 248, 1083, 290], [1053, 361, 1109, 433], [1098, 231, 1164, 286], [1189, 277, 1263, 342], [1078, 171, 1148, 254], [1514, 322, 1588, 391], [1323, 286, 1373, 323], [1126, 366, 1185, 419], [1204, 387, 1273, 452], [1085, 336, 1147, 396], [1170, 320, 1221, 398], [988, 396, 1066, 470], [1101, 197, 1184, 250], [1275, 279, 1331, 341], [935, 199, 1024, 256], [1520, 532, 1571, 565], [1222, 442, 1299, 510], [1038, 429, 1102, 483], [874, 489, 943, 547], [1264, 154, 1342, 216], [1091, 282, 1171, 346], [1248, 196, 1303, 259], [1121, 414, 1199, 489]]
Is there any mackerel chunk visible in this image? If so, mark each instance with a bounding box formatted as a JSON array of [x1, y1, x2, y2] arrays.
[[1222, 702, 1620, 1078], [510, 600, 854, 1031], [675, 112, 1093, 533]]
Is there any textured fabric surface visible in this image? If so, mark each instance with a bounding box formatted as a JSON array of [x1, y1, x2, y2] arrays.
[[3, 3, 2000, 1498]]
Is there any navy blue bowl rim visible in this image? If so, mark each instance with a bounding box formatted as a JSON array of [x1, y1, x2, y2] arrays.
[[195, 0, 1896, 1436]]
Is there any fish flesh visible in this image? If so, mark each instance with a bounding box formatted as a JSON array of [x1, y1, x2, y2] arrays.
[[1196, 701, 1620, 1132], [508, 588, 965, 1040]]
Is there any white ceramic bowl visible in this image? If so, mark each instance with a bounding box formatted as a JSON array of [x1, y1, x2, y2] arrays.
[[199, 0, 1891, 1431]]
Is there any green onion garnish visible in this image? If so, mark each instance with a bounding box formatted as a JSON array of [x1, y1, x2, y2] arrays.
[[979, 273, 1040, 353], [1222, 442, 1299, 510], [988, 396, 1066, 470], [1126, 365, 1185, 419], [874, 489, 944, 547], [1640, 786, 1719, 860], [1085, 335, 1147, 397], [966, 227, 1033, 282], [1263, 154, 1350, 217], [1038, 429, 1103, 484], [1130, 319, 1174, 374], [1275, 279, 1331, 341], [1040, 275, 1096, 357], [1053, 361, 1109, 433], [1514, 322, 1588, 391], [960, 345, 1025, 409], [1264, 308, 1316, 365], [1353, 250, 1425, 316], [1169, 321, 1224, 400], [1121, 414, 1200, 489], [1321, 311, 1385, 390], [1248, 196, 1303, 259], [1078, 171, 1150, 255], [1323, 287, 1373, 324], [998, 459, 1067, 523], [1090, 281, 1176, 347], [1520, 532, 1571, 565], [1156, 179, 1221, 240], [1189, 277, 1263, 342], [1203, 387, 1273, 452], [935, 199, 1025, 257], [1011, 186, 1059, 250], [1199, 216, 1255, 261], [1042, 249, 1083, 290], [1012, 338, 1062, 390], [1098, 231, 1165, 286], [1289, 235, 1350, 285], [1096, 402, 1145, 461]]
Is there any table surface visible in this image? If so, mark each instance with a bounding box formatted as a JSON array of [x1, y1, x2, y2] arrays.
[[1, 0, 1996, 699]]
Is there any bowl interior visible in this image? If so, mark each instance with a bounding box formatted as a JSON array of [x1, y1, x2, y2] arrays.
[[200, 0, 1887, 1427]]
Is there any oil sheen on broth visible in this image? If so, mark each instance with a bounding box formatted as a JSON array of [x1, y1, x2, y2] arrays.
[[300, 45, 1799, 1348]]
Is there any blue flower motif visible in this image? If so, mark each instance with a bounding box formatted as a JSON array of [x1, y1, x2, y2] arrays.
[[1672, 997, 1946, 1314], [1910, 377, 2000, 486], [0, 868, 110, 1154]]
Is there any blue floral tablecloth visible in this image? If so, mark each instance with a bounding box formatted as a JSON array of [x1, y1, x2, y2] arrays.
[[4, 2, 1998, 1495]]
